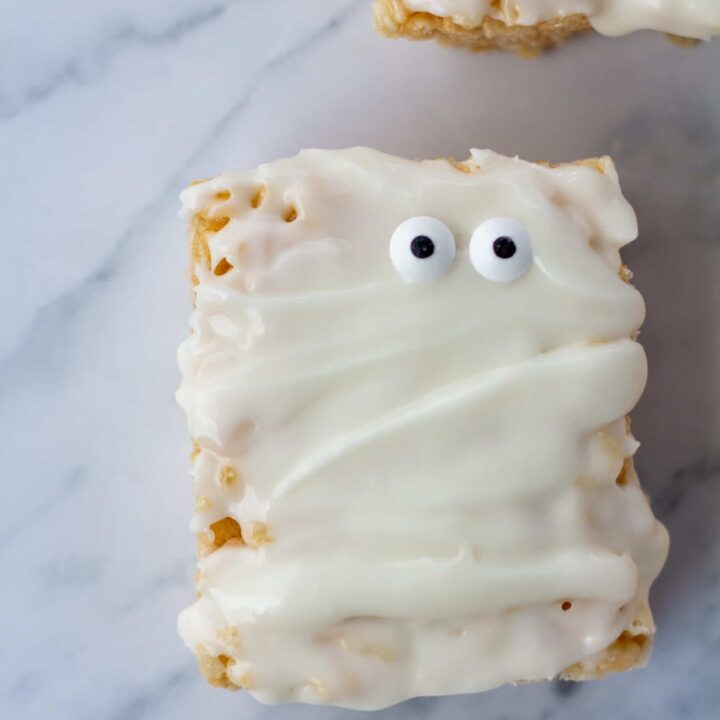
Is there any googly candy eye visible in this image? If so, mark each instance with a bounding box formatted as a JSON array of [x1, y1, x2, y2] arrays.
[[389, 216, 456, 283], [469, 218, 533, 283]]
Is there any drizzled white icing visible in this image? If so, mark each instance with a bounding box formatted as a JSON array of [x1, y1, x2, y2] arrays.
[[177, 148, 668, 709], [404, 0, 720, 39]]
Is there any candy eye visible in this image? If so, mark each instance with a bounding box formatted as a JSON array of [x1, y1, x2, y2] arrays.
[[469, 218, 533, 283], [390, 216, 456, 283]]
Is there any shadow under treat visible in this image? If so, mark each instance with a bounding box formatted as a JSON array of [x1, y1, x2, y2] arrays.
[[613, 95, 720, 625]]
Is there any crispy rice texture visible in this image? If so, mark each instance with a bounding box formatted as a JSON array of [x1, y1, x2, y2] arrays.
[[185, 156, 653, 691], [372, 0, 592, 56], [373, 0, 700, 55]]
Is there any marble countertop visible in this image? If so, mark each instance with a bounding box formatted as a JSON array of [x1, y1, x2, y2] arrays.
[[1, 1, 719, 718]]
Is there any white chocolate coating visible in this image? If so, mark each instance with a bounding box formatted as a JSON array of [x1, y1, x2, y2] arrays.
[[177, 148, 668, 709], [404, 0, 720, 39]]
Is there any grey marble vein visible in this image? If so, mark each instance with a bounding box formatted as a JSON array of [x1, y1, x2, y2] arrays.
[[43, 554, 103, 591], [0, 4, 226, 121], [0, 0, 362, 380], [652, 455, 720, 518], [0, 467, 86, 550], [107, 664, 197, 720]]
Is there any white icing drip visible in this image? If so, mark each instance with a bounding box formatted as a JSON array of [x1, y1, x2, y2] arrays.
[[177, 148, 668, 709], [403, 0, 720, 39]]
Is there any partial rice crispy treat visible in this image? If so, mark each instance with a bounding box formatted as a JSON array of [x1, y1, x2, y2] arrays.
[[374, 0, 591, 55], [176, 147, 669, 709], [373, 0, 718, 55]]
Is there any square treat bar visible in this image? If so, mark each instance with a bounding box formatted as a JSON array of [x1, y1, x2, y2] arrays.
[[373, 0, 719, 55], [177, 148, 668, 709]]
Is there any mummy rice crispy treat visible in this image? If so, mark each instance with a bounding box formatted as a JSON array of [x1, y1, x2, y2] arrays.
[[373, 0, 720, 55], [177, 148, 669, 710]]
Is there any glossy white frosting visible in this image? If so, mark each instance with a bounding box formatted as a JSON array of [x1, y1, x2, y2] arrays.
[[177, 148, 669, 709], [404, 0, 720, 39]]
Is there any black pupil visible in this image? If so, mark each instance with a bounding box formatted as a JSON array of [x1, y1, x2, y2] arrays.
[[410, 235, 435, 259], [493, 236, 516, 259]]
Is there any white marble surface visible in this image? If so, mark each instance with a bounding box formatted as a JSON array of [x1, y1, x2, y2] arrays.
[[1, 2, 719, 718]]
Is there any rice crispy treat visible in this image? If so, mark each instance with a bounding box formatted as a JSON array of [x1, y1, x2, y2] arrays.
[[373, 0, 719, 55], [176, 147, 669, 709]]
